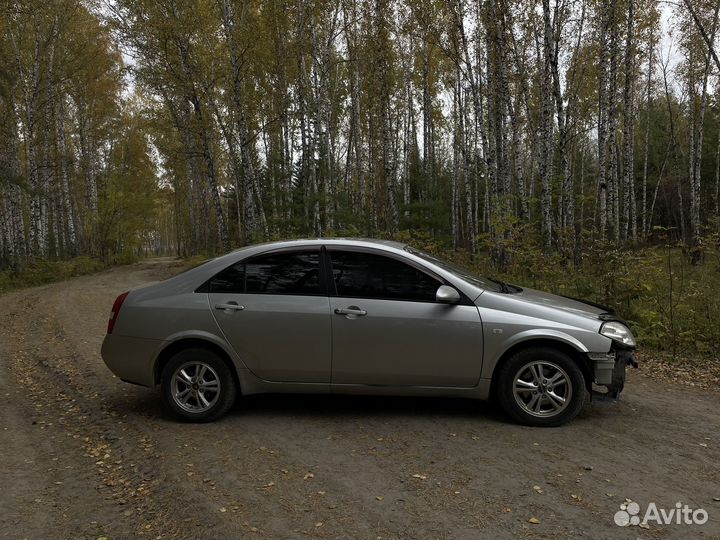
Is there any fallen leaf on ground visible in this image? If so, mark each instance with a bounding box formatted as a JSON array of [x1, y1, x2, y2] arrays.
[[528, 517, 540, 524]]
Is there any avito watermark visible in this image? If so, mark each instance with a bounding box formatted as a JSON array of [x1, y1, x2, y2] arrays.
[[614, 500, 709, 527]]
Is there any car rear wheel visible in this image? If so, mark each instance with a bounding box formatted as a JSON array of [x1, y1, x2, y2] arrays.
[[161, 348, 237, 422], [497, 347, 586, 427]]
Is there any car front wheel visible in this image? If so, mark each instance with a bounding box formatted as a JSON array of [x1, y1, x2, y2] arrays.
[[497, 347, 586, 427], [161, 348, 237, 422]]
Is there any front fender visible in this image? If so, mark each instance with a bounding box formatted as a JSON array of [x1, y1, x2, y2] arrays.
[[503, 328, 589, 353], [480, 327, 612, 380]]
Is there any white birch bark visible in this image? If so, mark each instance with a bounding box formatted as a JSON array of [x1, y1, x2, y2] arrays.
[[540, 0, 555, 248], [621, 0, 636, 242], [690, 0, 720, 248]]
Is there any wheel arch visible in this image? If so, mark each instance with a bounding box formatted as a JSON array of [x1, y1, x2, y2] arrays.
[[489, 338, 592, 400], [154, 337, 241, 393]]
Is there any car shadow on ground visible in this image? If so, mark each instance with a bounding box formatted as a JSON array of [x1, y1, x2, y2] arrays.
[[107, 384, 511, 425], [234, 393, 508, 423], [226, 393, 618, 426], [106, 377, 627, 427]]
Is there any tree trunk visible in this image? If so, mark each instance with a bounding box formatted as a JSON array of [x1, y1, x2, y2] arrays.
[[690, 0, 720, 250], [597, 4, 610, 237], [189, 93, 230, 251], [621, 0, 636, 242], [218, 0, 267, 242], [607, 0, 620, 242], [641, 41, 653, 239], [539, 0, 555, 248]]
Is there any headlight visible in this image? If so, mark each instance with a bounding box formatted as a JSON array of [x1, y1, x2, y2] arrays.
[[600, 321, 636, 347]]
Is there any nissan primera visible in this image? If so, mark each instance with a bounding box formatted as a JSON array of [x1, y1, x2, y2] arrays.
[[101, 239, 637, 426]]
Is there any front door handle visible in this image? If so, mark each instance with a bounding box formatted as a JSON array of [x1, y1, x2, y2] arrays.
[[214, 301, 245, 312], [334, 306, 367, 317]]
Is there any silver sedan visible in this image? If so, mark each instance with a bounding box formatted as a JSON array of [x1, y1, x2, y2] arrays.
[[101, 239, 637, 426]]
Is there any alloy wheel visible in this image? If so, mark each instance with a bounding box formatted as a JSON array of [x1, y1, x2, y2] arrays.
[[512, 360, 572, 418], [170, 361, 221, 413]]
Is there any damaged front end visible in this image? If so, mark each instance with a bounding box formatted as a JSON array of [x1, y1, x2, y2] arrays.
[[581, 309, 639, 399], [588, 348, 638, 399]]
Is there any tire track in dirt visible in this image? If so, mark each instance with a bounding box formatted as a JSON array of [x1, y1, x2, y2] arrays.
[[2, 294, 177, 538], [0, 263, 250, 539]]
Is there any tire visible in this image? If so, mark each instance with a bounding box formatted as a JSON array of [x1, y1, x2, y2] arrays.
[[496, 347, 586, 427], [161, 348, 237, 422]]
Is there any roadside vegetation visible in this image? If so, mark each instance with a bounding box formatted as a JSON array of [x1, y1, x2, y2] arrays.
[[395, 230, 720, 356], [0, 256, 116, 294], [0, 253, 196, 294]]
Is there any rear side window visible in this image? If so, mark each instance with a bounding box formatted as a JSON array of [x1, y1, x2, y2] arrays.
[[330, 251, 441, 302], [209, 251, 321, 295]]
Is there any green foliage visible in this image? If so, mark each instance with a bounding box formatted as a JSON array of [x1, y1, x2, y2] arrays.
[[95, 116, 159, 261], [412, 233, 720, 357]]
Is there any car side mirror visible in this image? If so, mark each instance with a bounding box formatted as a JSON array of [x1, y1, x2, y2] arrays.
[[436, 285, 461, 304]]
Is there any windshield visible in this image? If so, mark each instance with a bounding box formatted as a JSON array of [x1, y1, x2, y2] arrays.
[[404, 246, 503, 293]]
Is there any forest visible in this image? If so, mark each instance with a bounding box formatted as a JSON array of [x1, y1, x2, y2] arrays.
[[2, 0, 720, 354]]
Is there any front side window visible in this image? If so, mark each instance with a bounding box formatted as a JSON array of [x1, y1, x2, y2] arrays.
[[404, 246, 503, 293], [330, 251, 441, 302], [209, 251, 321, 295]]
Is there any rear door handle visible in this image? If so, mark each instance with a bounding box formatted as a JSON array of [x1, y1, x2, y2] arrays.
[[214, 302, 245, 312], [334, 306, 367, 316]]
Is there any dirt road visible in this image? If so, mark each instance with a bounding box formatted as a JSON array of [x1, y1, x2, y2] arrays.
[[1, 259, 718, 540]]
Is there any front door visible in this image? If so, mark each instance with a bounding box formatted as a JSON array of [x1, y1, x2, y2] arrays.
[[328, 249, 483, 387], [208, 248, 331, 383]]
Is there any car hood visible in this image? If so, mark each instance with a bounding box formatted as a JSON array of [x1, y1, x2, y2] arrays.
[[507, 287, 611, 319]]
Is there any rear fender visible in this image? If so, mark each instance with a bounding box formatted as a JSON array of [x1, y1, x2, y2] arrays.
[[151, 330, 251, 382]]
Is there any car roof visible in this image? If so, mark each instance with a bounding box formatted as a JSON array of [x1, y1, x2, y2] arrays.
[[227, 238, 408, 253]]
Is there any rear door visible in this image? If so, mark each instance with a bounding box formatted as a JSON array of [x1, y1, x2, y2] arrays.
[[208, 248, 331, 383], [328, 248, 484, 387]]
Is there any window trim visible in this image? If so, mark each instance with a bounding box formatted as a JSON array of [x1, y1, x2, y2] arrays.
[[197, 246, 328, 297], [324, 246, 474, 305]]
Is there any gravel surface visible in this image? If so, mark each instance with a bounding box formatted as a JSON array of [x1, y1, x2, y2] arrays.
[[1, 259, 719, 539]]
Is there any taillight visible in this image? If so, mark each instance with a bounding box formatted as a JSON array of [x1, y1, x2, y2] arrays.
[[107, 291, 129, 334]]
